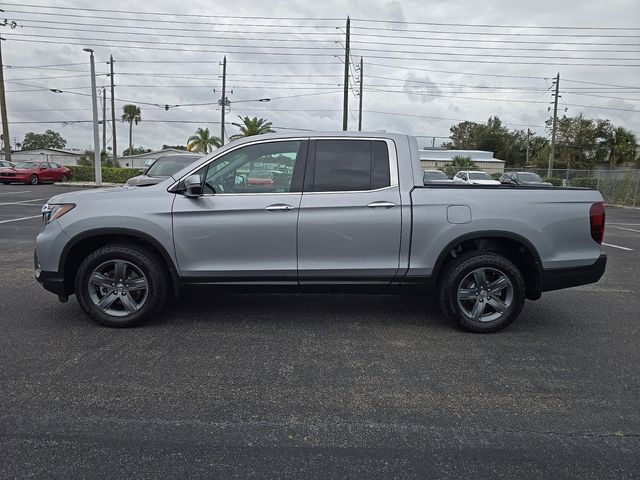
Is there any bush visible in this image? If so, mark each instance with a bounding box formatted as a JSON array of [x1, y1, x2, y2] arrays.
[[544, 177, 563, 186], [569, 177, 598, 188], [69, 166, 140, 183]]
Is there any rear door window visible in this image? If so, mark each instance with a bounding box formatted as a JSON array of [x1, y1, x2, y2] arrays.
[[311, 140, 390, 192]]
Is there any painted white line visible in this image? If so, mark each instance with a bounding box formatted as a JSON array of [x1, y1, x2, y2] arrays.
[[612, 226, 640, 233], [0, 197, 48, 206], [2, 202, 45, 207], [602, 242, 634, 251], [0, 190, 30, 195], [608, 223, 640, 226], [0, 215, 41, 224]]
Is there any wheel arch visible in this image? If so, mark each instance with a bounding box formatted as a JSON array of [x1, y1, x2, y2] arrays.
[[432, 230, 543, 300], [59, 228, 181, 297]]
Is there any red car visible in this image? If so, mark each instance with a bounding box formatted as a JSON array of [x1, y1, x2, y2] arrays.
[[0, 161, 71, 185], [247, 170, 274, 187]]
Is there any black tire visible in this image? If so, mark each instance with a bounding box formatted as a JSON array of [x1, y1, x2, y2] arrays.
[[29, 174, 39, 185], [438, 251, 525, 333], [60, 174, 68, 182], [74, 243, 169, 327]]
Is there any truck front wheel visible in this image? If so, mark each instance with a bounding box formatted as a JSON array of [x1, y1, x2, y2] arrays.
[[74, 243, 168, 327], [438, 252, 526, 333]]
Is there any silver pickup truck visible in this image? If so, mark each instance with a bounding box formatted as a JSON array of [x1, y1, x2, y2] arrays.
[[35, 132, 606, 332]]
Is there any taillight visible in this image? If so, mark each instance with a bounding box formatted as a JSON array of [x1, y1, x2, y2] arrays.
[[589, 202, 605, 244]]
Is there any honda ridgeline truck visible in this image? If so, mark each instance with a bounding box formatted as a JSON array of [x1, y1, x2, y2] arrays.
[[35, 132, 606, 332]]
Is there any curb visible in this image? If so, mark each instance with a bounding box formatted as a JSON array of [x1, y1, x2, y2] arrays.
[[53, 182, 123, 188], [605, 204, 640, 211]]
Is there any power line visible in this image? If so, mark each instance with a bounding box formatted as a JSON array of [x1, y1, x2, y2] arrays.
[[10, 18, 344, 36], [6, 37, 639, 67], [6, 4, 638, 31], [349, 18, 640, 31], [366, 62, 548, 79], [563, 78, 640, 89], [12, 32, 640, 62], [5, 9, 339, 28], [15, 19, 640, 47], [1, 3, 341, 21], [351, 25, 640, 38]]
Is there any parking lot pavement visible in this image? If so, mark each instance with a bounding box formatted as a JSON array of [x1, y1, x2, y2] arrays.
[[0, 187, 638, 479]]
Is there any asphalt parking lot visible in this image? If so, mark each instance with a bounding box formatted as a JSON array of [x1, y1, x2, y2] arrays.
[[0, 184, 638, 479]]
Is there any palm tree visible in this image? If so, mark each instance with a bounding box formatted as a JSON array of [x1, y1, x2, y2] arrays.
[[187, 127, 222, 153], [121, 104, 141, 156], [229, 116, 275, 141], [605, 127, 637, 169]]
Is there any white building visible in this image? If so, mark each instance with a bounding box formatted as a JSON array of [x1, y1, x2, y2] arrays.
[[419, 149, 506, 174], [0, 148, 84, 166], [117, 148, 194, 169]]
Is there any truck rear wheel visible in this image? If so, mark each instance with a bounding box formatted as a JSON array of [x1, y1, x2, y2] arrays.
[[438, 252, 525, 333], [74, 243, 168, 327]]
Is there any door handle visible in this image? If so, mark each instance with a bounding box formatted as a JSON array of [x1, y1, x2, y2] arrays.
[[367, 201, 397, 209], [265, 204, 296, 212]]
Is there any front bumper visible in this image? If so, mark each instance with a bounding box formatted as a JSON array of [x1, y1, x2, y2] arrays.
[[541, 254, 607, 292], [34, 249, 67, 298]]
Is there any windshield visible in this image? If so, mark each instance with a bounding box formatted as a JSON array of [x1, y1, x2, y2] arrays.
[[469, 172, 493, 180], [145, 156, 199, 177], [14, 162, 39, 169], [518, 172, 544, 183], [424, 170, 448, 180]]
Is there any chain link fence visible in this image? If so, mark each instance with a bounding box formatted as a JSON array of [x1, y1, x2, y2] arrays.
[[503, 168, 640, 207]]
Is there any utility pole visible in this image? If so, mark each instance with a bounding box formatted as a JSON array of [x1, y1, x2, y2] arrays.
[[342, 16, 350, 131], [0, 38, 11, 161], [84, 48, 102, 186], [220, 56, 227, 145], [547, 72, 560, 178], [358, 56, 363, 131], [109, 55, 117, 162], [525, 128, 531, 165], [101, 87, 106, 156]]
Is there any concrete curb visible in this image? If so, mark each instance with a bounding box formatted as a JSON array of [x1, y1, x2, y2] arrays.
[[606, 204, 640, 210], [53, 182, 123, 188]]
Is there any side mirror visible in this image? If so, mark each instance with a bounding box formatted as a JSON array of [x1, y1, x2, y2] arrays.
[[184, 174, 203, 197], [40, 165, 47, 170]]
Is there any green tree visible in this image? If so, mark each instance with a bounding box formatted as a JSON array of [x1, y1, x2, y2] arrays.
[[443, 156, 477, 177], [553, 114, 610, 169], [604, 126, 637, 169], [446, 116, 543, 167], [187, 127, 222, 153], [121, 104, 142, 156], [122, 146, 152, 156], [21, 130, 67, 150], [230, 116, 275, 140]]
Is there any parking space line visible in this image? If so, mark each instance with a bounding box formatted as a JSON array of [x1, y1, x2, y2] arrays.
[[602, 242, 634, 251], [608, 223, 640, 226], [0, 190, 30, 195], [611, 226, 640, 233], [0, 215, 41, 224], [0, 198, 48, 206]]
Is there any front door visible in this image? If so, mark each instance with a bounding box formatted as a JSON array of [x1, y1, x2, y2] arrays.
[[297, 139, 402, 283], [172, 139, 308, 283]]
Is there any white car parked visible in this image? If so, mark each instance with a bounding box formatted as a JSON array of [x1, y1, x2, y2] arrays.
[[453, 170, 501, 185]]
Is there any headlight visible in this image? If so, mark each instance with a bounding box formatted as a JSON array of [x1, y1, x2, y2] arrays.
[[42, 203, 75, 224]]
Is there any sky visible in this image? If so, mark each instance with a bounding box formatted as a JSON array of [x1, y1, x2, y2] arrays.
[[1, 0, 639, 154]]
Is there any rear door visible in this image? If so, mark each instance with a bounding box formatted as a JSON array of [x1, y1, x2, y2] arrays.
[[297, 138, 402, 283]]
